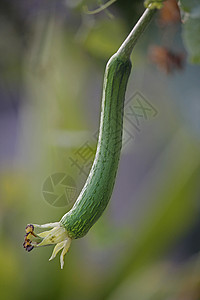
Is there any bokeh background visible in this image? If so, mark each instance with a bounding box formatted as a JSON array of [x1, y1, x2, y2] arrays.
[[0, 0, 200, 299]]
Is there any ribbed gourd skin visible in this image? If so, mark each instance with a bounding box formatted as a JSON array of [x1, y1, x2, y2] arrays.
[[61, 55, 132, 239]]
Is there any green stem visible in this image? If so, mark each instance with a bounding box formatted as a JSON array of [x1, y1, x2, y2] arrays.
[[117, 6, 157, 60]]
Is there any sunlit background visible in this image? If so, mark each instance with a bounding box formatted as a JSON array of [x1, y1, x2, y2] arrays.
[[0, 0, 200, 299]]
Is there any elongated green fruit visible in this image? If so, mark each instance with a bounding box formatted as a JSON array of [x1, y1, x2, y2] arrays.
[[60, 5, 157, 238], [61, 55, 131, 238], [23, 5, 157, 269]]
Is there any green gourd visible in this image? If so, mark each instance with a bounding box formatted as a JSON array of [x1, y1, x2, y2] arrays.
[[60, 4, 158, 238], [23, 5, 158, 269], [61, 55, 131, 238]]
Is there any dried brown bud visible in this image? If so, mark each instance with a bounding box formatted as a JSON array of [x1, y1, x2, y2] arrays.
[[25, 224, 34, 234], [159, 0, 181, 25], [23, 239, 34, 252], [149, 45, 185, 74]]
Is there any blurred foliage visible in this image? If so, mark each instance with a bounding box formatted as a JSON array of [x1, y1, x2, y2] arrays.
[[0, 0, 200, 300], [179, 0, 200, 63], [84, 17, 126, 58]]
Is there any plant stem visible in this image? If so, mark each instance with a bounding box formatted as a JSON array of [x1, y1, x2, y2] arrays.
[[117, 6, 157, 60]]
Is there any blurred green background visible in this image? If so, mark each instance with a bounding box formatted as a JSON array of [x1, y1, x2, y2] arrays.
[[0, 0, 200, 299]]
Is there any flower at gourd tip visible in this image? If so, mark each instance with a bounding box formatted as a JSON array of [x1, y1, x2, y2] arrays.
[[23, 222, 71, 269]]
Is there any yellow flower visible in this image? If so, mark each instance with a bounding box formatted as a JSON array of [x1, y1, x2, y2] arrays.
[[23, 222, 71, 269]]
